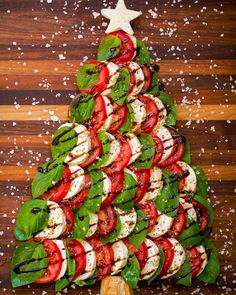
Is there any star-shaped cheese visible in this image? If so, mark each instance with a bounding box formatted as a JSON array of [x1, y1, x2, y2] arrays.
[[101, 0, 142, 35]]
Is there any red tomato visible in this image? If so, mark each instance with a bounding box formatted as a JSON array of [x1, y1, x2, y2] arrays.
[[80, 60, 109, 95], [139, 201, 158, 232], [166, 204, 186, 238], [97, 206, 117, 237], [129, 166, 150, 204], [88, 237, 114, 280], [141, 65, 152, 93], [69, 174, 91, 209], [87, 95, 107, 131], [153, 237, 174, 277], [108, 103, 128, 133], [192, 199, 209, 231], [101, 171, 124, 208], [66, 239, 86, 280], [35, 240, 62, 284], [164, 163, 185, 192], [127, 65, 136, 94], [108, 31, 136, 64], [123, 239, 148, 270], [60, 205, 75, 238], [136, 95, 159, 134], [152, 134, 164, 166], [80, 128, 102, 168], [186, 247, 203, 277]]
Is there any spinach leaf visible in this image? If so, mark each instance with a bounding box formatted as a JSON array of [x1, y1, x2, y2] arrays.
[[171, 251, 192, 286], [128, 208, 149, 248], [32, 157, 65, 199], [77, 63, 99, 90], [181, 137, 191, 164], [148, 66, 160, 96], [102, 210, 122, 244], [51, 124, 77, 159], [110, 67, 130, 105], [75, 269, 98, 286], [113, 170, 137, 211], [178, 216, 203, 247], [135, 40, 151, 64], [69, 94, 95, 124], [147, 246, 165, 285], [158, 91, 176, 126], [133, 134, 155, 169], [121, 252, 140, 289], [11, 242, 48, 288], [14, 200, 49, 241], [70, 205, 90, 239], [55, 247, 76, 291], [197, 239, 220, 284], [119, 106, 132, 134], [192, 165, 208, 198], [84, 170, 104, 213], [97, 35, 121, 61], [155, 170, 179, 218]]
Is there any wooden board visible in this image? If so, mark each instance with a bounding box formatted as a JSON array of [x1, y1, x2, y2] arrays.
[[0, 0, 235, 294]]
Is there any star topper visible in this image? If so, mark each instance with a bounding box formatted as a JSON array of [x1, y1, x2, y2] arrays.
[[101, 0, 142, 35]]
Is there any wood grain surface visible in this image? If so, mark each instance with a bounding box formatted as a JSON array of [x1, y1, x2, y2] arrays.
[[0, 0, 236, 294]]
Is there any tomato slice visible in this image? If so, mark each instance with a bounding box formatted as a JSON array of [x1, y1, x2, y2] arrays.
[[108, 103, 128, 133], [101, 171, 124, 208], [86, 95, 107, 131], [66, 239, 86, 280], [81, 60, 109, 95], [192, 199, 209, 231], [186, 247, 203, 278], [141, 65, 152, 93], [108, 30, 136, 64], [123, 239, 148, 270], [166, 204, 186, 238], [60, 205, 75, 238], [35, 240, 62, 284], [139, 201, 158, 232], [69, 173, 91, 209], [164, 163, 185, 192], [88, 237, 114, 280], [80, 128, 102, 168], [129, 166, 150, 204], [152, 134, 164, 166], [153, 237, 174, 277], [127, 64, 136, 94], [97, 206, 117, 237]]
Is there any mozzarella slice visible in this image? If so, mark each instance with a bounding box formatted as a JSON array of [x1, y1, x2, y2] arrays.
[[100, 95, 114, 131], [85, 212, 98, 238], [148, 94, 167, 126], [64, 124, 91, 166], [178, 161, 197, 193], [101, 171, 112, 202], [148, 210, 174, 238], [102, 62, 120, 95], [161, 238, 185, 279], [126, 133, 142, 165], [63, 165, 85, 200], [115, 207, 137, 241], [140, 166, 163, 204], [128, 62, 144, 96], [53, 240, 67, 281], [111, 240, 128, 275], [179, 196, 197, 222], [155, 126, 175, 163], [140, 238, 160, 280], [36, 201, 66, 239], [73, 239, 96, 281], [196, 245, 208, 277], [128, 98, 146, 127], [101, 132, 120, 167]]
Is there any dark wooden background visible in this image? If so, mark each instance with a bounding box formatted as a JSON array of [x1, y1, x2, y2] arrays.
[[0, 0, 235, 294]]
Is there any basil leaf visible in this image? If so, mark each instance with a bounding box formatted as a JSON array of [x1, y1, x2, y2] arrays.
[[135, 40, 151, 64], [194, 194, 214, 233], [55, 247, 76, 291], [178, 216, 203, 247], [89, 131, 110, 170], [147, 246, 165, 285], [97, 35, 121, 61], [32, 157, 65, 199], [114, 170, 137, 211], [77, 63, 99, 90], [119, 106, 132, 134], [14, 200, 49, 241], [128, 208, 149, 248], [197, 239, 220, 284], [181, 137, 191, 164], [158, 91, 176, 126], [148, 69, 160, 96], [121, 252, 140, 289], [171, 251, 192, 286], [102, 210, 122, 244], [133, 134, 155, 169], [75, 269, 98, 286], [69, 94, 95, 124], [84, 170, 104, 213], [155, 170, 179, 217], [11, 242, 47, 288], [51, 124, 78, 159], [192, 165, 208, 198], [110, 67, 130, 105], [70, 205, 90, 239]]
